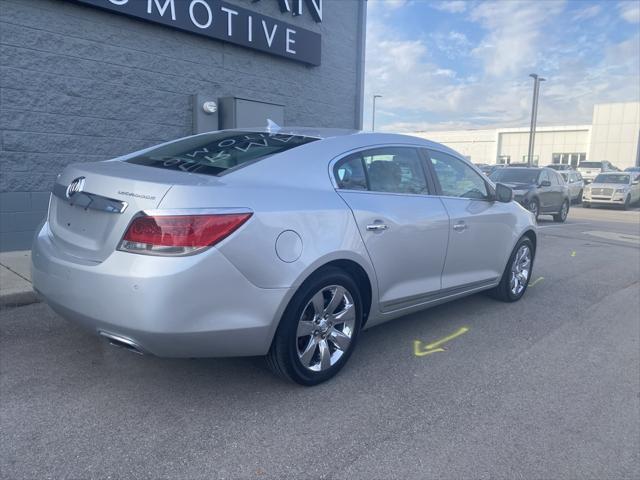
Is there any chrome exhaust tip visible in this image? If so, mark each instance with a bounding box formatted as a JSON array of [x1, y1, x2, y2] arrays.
[[99, 331, 145, 355]]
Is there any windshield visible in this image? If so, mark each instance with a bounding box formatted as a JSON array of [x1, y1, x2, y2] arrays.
[[593, 174, 629, 184], [490, 168, 540, 184], [126, 131, 318, 176], [579, 162, 602, 169]]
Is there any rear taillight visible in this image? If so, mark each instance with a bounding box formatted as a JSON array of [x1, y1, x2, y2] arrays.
[[118, 212, 252, 256]]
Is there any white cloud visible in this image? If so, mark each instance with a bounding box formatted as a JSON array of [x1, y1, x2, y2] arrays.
[[433, 1, 467, 14], [573, 4, 602, 21], [431, 30, 472, 58], [364, 0, 640, 132], [619, 1, 640, 23], [469, 0, 565, 77]]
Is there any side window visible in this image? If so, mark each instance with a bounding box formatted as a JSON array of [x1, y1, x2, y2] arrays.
[[427, 150, 489, 200], [362, 147, 428, 194], [550, 171, 560, 186], [334, 147, 428, 194], [539, 170, 549, 185], [334, 154, 367, 191]]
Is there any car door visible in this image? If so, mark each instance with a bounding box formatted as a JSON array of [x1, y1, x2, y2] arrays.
[[334, 146, 449, 312], [549, 170, 566, 209], [537, 170, 554, 212], [424, 148, 514, 290]]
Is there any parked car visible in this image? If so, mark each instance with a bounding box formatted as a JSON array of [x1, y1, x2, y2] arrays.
[[489, 167, 571, 221], [476, 164, 493, 175], [577, 161, 617, 184], [31, 128, 537, 385], [546, 164, 573, 171], [624, 166, 640, 181], [582, 172, 640, 210], [559, 170, 585, 203]]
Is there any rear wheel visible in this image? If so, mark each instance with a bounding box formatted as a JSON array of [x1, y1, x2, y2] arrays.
[[488, 237, 534, 302], [266, 267, 362, 386], [553, 200, 569, 222]]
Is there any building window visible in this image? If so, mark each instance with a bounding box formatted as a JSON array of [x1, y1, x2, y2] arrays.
[[497, 155, 511, 164], [552, 153, 586, 167], [521, 155, 539, 165]]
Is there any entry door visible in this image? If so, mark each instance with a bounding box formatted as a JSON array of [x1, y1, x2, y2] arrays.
[[334, 147, 449, 311], [425, 149, 513, 289]]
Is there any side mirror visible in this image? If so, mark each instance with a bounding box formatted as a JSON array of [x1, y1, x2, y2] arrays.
[[495, 183, 513, 203], [540, 180, 551, 187]]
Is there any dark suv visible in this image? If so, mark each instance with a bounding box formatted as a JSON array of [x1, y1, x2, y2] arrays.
[[490, 167, 571, 221]]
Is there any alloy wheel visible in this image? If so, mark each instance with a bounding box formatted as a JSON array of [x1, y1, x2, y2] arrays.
[[296, 285, 356, 372], [510, 245, 531, 296], [560, 201, 568, 220]]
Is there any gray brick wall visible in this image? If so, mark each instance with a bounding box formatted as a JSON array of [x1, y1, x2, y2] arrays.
[[0, 0, 365, 251]]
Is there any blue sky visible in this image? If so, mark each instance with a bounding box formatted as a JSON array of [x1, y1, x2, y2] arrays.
[[364, 0, 640, 132]]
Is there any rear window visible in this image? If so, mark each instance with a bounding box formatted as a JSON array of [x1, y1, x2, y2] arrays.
[[579, 162, 602, 168], [126, 131, 318, 176], [490, 168, 540, 184]]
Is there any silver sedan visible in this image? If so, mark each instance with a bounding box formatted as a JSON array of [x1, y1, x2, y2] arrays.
[[32, 127, 537, 385]]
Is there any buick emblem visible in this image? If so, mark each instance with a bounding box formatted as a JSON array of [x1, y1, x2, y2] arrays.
[[65, 177, 86, 199]]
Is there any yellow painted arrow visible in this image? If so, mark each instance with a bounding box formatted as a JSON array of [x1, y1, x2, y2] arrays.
[[414, 326, 469, 357]]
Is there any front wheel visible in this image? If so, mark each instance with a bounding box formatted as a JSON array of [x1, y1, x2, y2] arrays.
[[623, 195, 631, 210], [553, 200, 569, 222], [577, 189, 583, 203], [266, 267, 363, 386], [488, 237, 535, 302]]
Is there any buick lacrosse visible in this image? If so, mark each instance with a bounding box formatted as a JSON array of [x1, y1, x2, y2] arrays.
[[32, 127, 537, 385]]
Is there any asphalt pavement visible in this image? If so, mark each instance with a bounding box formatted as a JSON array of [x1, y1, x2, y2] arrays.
[[1, 205, 639, 479]]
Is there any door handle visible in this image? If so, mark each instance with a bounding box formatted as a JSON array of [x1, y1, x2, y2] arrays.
[[366, 224, 389, 232], [453, 222, 467, 232]]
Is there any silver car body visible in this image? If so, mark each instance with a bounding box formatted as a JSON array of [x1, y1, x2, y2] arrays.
[[32, 129, 537, 358]]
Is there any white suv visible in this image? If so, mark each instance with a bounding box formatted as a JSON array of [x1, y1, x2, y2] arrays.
[[577, 161, 617, 184]]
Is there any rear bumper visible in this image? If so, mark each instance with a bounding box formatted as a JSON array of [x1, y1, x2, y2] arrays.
[[31, 223, 290, 357]]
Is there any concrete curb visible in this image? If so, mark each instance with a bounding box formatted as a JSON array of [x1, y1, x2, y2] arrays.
[[0, 251, 39, 309], [0, 289, 39, 308]]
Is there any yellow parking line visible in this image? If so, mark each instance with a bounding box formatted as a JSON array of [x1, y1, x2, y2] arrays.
[[529, 276, 544, 287]]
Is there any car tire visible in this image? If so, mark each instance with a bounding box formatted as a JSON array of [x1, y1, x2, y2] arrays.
[[266, 267, 363, 386], [488, 236, 535, 303], [583, 202, 591, 208], [553, 200, 569, 222], [528, 199, 539, 221], [577, 189, 583, 203], [623, 195, 631, 210]]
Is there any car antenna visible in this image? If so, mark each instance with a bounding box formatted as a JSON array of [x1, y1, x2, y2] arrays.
[[266, 118, 281, 133]]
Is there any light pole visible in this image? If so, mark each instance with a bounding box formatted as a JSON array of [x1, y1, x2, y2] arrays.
[[527, 74, 545, 167], [372, 94, 382, 131]]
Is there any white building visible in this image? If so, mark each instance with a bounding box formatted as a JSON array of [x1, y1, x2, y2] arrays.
[[410, 102, 640, 170]]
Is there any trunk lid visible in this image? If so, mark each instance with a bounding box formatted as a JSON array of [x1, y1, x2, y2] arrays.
[[48, 161, 218, 262]]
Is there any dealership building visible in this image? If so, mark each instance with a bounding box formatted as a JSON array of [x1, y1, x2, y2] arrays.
[[0, 0, 367, 250], [411, 102, 640, 170]]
